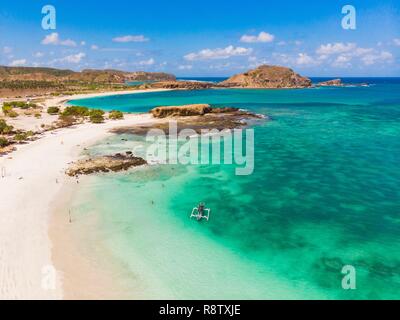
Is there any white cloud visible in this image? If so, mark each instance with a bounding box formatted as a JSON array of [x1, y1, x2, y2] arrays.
[[240, 31, 275, 43], [332, 55, 352, 67], [361, 51, 393, 65], [3, 46, 12, 54], [10, 59, 27, 66], [59, 52, 86, 64], [272, 53, 290, 64], [80, 41, 86, 46], [336, 55, 351, 63], [91, 45, 99, 50], [316, 42, 357, 55], [42, 33, 59, 45], [393, 38, 400, 46], [112, 35, 149, 43], [247, 56, 270, 68], [184, 45, 252, 61], [41, 33, 77, 47], [178, 65, 193, 70], [33, 52, 44, 58], [315, 42, 392, 68], [137, 58, 155, 66], [60, 39, 76, 47], [270, 52, 319, 67], [296, 53, 317, 66]]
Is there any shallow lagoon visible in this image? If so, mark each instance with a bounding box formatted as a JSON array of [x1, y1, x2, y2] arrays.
[[71, 82, 400, 299]]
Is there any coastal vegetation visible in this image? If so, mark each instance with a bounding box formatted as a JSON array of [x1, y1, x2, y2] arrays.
[[58, 106, 105, 124], [57, 115, 78, 128], [14, 131, 34, 142], [0, 119, 13, 134], [108, 110, 124, 120], [61, 105, 90, 117], [2, 105, 18, 118], [3, 101, 37, 109], [0, 118, 34, 149], [0, 136, 9, 147], [2, 101, 41, 118], [89, 109, 105, 123], [2, 104, 13, 115], [47, 106, 60, 115]]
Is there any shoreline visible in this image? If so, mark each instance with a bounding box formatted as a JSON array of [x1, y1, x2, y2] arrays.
[[49, 175, 137, 299], [1, 87, 264, 299], [0, 89, 163, 299], [43, 88, 172, 109]]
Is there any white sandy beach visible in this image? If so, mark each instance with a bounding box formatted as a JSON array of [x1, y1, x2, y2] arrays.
[[0, 89, 170, 132], [43, 88, 170, 108], [0, 90, 163, 299]]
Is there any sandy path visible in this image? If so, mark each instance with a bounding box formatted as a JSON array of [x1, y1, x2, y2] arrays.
[[0, 114, 154, 299]]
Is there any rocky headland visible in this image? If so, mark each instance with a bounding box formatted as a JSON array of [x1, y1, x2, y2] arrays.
[[0, 66, 175, 83], [139, 80, 214, 90], [316, 79, 344, 87], [111, 104, 266, 135]]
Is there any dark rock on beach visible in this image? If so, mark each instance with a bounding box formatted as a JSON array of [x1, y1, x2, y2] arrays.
[[66, 153, 147, 176]]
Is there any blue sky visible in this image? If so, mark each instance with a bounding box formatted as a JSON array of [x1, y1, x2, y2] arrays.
[[0, 0, 399, 76]]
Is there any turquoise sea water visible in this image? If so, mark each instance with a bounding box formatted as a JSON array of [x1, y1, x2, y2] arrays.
[[70, 81, 400, 299]]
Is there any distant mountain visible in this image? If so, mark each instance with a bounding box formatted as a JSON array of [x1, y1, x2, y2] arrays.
[[220, 65, 312, 88], [0, 66, 176, 83]]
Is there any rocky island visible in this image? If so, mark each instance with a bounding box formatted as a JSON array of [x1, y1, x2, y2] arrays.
[[219, 65, 312, 88], [138, 65, 312, 90], [316, 79, 344, 87]]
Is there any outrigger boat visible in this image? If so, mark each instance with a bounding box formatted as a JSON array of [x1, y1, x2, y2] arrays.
[[190, 202, 211, 221]]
